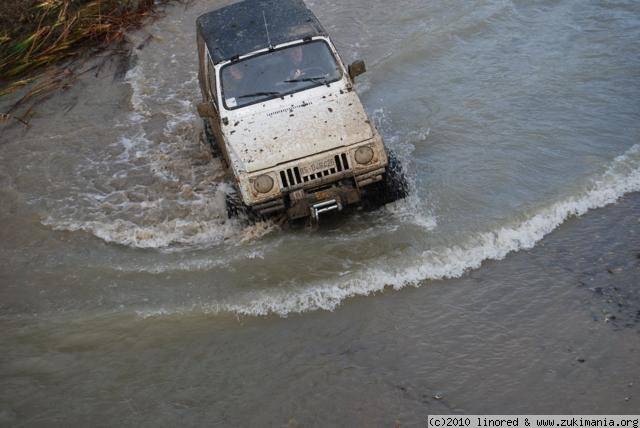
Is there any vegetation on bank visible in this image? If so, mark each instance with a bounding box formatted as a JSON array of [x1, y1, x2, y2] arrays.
[[0, 0, 172, 125]]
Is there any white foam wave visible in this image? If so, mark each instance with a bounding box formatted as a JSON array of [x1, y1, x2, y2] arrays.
[[138, 144, 640, 317], [45, 217, 236, 249], [125, 65, 153, 119], [41, 57, 259, 249]]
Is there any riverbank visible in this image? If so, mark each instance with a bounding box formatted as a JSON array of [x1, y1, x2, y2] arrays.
[[0, 0, 175, 125]]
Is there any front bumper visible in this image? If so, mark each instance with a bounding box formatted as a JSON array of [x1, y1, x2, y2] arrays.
[[285, 181, 361, 220], [251, 162, 386, 219]]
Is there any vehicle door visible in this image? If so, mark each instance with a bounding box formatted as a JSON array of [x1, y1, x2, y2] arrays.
[[204, 53, 232, 168]]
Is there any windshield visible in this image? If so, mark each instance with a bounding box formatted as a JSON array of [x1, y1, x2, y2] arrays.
[[220, 40, 343, 110]]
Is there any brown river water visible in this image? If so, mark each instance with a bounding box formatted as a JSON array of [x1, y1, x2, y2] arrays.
[[1, 0, 639, 425]]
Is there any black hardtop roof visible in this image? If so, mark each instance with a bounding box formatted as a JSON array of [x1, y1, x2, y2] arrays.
[[196, 0, 327, 64]]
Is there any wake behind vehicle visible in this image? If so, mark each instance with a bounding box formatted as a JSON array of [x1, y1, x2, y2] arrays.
[[195, 0, 407, 224]]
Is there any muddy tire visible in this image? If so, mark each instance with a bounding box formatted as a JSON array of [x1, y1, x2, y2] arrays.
[[383, 150, 409, 202], [363, 150, 408, 207], [203, 120, 220, 158], [225, 191, 260, 222], [225, 191, 246, 219]]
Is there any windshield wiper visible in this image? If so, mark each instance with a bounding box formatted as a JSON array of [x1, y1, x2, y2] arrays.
[[237, 91, 280, 99], [284, 76, 328, 83]]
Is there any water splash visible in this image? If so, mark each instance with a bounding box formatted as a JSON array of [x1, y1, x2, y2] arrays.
[[138, 143, 640, 317]]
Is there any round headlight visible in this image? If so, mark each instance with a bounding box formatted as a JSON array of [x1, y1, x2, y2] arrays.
[[253, 174, 274, 193], [354, 146, 374, 165]]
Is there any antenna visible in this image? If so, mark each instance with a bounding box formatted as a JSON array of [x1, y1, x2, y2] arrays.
[[262, 11, 273, 49]]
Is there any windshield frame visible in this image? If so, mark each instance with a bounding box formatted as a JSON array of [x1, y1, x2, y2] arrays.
[[218, 38, 344, 111]]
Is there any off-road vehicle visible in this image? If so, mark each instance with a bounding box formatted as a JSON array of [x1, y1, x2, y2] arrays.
[[196, 0, 407, 223]]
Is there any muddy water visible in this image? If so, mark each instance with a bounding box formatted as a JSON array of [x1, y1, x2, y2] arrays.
[[1, 0, 640, 425]]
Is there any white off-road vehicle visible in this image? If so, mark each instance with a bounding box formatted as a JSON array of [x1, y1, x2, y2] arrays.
[[196, 0, 406, 223]]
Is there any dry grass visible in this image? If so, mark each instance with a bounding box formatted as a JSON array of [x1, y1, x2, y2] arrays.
[[0, 0, 174, 127]]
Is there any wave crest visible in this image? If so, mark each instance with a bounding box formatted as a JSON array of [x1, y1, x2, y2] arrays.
[[138, 144, 640, 317]]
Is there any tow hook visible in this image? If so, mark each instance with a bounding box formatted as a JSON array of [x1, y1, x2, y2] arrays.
[[310, 199, 342, 222]]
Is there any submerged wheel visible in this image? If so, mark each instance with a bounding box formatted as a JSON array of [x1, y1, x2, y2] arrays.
[[203, 119, 220, 158], [363, 150, 409, 208], [225, 191, 261, 223], [382, 150, 409, 202], [225, 191, 247, 219]]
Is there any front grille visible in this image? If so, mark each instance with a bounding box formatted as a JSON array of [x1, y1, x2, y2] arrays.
[[280, 153, 350, 189]]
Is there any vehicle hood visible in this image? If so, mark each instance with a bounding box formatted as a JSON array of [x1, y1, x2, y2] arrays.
[[224, 87, 374, 173]]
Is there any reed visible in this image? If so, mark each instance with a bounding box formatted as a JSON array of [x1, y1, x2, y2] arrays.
[[0, 0, 172, 126]]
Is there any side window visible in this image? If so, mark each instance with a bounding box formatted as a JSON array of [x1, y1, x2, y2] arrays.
[[207, 57, 218, 104]]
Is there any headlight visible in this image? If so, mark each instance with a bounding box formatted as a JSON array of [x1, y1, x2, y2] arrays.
[[354, 146, 374, 165], [253, 174, 274, 193]]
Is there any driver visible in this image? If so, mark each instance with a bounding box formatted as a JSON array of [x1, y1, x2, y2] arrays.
[[284, 44, 329, 82]]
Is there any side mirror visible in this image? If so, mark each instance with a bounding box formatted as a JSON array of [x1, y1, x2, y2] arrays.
[[197, 102, 216, 118], [348, 60, 366, 80]]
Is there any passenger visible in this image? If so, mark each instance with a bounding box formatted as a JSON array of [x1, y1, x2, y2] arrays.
[[224, 64, 249, 101]]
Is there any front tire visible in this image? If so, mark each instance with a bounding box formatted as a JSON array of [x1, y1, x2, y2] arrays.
[[225, 190, 262, 223], [203, 119, 220, 158], [363, 150, 408, 207], [225, 191, 247, 219]]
